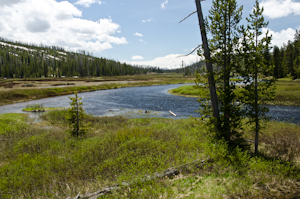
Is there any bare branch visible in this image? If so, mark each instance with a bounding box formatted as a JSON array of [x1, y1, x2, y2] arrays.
[[179, 11, 197, 23], [177, 44, 201, 58]]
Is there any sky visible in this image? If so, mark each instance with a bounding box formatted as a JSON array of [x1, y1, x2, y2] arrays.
[[0, 0, 299, 69]]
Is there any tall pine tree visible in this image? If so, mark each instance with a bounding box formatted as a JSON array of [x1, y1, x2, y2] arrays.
[[197, 0, 247, 149], [240, 0, 275, 154]]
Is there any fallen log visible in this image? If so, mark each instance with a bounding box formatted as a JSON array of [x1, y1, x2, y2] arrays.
[[169, 110, 177, 117], [67, 159, 207, 199]]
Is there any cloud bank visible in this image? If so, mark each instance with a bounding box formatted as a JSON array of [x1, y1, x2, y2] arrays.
[[262, 27, 296, 47], [75, 0, 102, 7], [261, 0, 300, 18], [0, 0, 126, 53], [124, 53, 200, 69], [131, 55, 144, 60]]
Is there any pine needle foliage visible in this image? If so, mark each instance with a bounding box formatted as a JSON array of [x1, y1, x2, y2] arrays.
[[66, 92, 86, 138], [196, 0, 248, 150], [239, 0, 275, 154]]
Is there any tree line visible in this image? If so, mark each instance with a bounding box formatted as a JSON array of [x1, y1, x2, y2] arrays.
[[272, 30, 300, 79], [0, 38, 163, 78]]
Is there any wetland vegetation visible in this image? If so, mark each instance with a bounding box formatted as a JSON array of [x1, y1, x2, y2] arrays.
[[1, 111, 300, 198], [170, 78, 300, 105]]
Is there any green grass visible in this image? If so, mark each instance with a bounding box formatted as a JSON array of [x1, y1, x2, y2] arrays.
[[273, 78, 300, 105], [0, 111, 205, 198], [1, 111, 300, 198], [22, 104, 66, 112], [170, 78, 300, 105], [168, 85, 202, 97]]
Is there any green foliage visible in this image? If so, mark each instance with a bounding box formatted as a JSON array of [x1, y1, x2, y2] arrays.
[[0, 113, 28, 136], [239, 0, 275, 153], [22, 104, 45, 112], [0, 37, 163, 78], [170, 80, 300, 105], [66, 92, 86, 138], [0, 113, 205, 198], [169, 85, 203, 97], [197, 0, 248, 150]]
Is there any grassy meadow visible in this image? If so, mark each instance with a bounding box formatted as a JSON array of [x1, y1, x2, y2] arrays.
[[1, 75, 300, 198], [169, 78, 300, 105], [1, 110, 300, 198]]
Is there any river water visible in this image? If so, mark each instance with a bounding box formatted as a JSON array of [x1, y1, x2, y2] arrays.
[[0, 84, 299, 123]]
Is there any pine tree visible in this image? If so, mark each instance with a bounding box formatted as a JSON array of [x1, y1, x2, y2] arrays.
[[197, 0, 247, 149], [273, 45, 280, 78], [66, 92, 86, 138], [240, 0, 275, 154]]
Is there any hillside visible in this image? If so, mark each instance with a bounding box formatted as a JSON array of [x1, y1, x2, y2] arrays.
[[0, 37, 162, 78]]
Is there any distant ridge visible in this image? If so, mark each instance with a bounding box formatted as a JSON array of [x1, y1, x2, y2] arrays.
[[0, 37, 163, 78]]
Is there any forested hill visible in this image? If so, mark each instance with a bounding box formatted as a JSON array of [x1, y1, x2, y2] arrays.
[[0, 37, 163, 78]]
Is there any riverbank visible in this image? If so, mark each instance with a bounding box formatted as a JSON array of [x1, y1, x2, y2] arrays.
[[169, 78, 300, 105], [1, 111, 300, 198], [0, 74, 194, 105]]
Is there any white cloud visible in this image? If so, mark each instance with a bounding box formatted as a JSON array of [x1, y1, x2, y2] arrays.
[[75, 0, 102, 7], [142, 18, 153, 23], [131, 55, 144, 60], [262, 27, 296, 47], [0, 0, 127, 53], [161, 0, 168, 9], [124, 53, 200, 69], [133, 32, 143, 37], [260, 0, 300, 18], [139, 39, 146, 44]]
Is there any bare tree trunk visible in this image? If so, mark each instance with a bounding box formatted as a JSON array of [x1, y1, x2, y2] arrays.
[[195, 0, 220, 123], [77, 99, 79, 138], [255, 27, 259, 154]]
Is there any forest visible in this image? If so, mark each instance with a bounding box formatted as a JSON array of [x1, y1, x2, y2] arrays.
[[0, 37, 163, 78], [1, 30, 299, 79]]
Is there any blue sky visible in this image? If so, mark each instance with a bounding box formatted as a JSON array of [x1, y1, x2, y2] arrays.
[[0, 0, 299, 69]]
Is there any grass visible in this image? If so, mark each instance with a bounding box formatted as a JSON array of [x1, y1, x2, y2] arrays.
[[1, 110, 300, 198], [21, 104, 66, 112], [169, 78, 300, 105], [22, 104, 66, 112], [0, 111, 205, 198], [0, 74, 194, 105], [168, 85, 202, 97]]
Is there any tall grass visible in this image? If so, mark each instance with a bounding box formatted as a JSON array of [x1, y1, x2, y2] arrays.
[[0, 112, 205, 198], [1, 111, 300, 198]]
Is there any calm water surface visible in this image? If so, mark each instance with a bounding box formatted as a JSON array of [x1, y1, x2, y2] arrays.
[[0, 84, 299, 123]]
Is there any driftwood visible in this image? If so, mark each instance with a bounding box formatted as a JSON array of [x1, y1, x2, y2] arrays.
[[169, 110, 177, 117], [67, 159, 206, 199]]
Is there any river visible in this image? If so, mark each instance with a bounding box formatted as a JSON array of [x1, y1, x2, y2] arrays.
[[0, 84, 299, 123]]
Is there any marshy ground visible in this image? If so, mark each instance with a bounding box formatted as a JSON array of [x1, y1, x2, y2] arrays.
[[1, 110, 300, 198], [1, 74, 300, 198]]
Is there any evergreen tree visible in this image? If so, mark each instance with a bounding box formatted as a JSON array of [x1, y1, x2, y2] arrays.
[[273, 45, 280, 78], [240, 0, 275, 154], [66, 92, 86, 138], [197, 0, 247, 149]]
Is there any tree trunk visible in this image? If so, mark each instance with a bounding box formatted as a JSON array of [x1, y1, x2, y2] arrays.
[[195, 0, 220, 122]]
